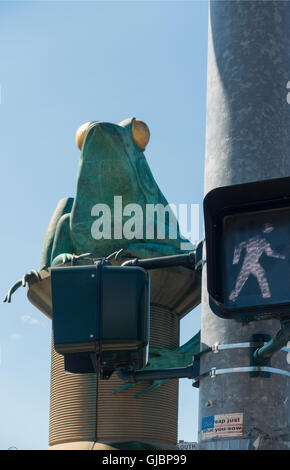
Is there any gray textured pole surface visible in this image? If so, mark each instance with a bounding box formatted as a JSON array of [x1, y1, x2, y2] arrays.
[[199, 0, 290, 450]]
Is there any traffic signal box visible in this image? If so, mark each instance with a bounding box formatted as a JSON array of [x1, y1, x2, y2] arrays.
[[51, 262, 150, 375], [204, 176, 290, 322]]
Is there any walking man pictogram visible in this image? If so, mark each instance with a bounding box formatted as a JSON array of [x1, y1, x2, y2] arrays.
[[229, 223, 286, 302]]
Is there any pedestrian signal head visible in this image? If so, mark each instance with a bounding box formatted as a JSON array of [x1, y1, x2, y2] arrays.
[[204, 176, 290, 322]]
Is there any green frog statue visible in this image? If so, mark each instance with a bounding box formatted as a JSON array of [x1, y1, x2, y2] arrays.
[[43, 117, 195, 266], [4, 117, 201, 394]]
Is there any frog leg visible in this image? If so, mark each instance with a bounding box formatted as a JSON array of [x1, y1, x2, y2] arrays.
[[50, 213, 93, 266], [50, 213, 75, 266]]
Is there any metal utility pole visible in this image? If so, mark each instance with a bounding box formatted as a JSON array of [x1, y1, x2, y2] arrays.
[[199, 0, 290, 450]]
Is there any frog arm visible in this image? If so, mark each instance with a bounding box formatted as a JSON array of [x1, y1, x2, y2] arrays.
[[41, 197, 74, 268], [50, 214, 94, 266], [51, 213, 93, 266]]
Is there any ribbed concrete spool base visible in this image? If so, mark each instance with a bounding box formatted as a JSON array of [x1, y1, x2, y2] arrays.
[[49, 304, 179, 449]]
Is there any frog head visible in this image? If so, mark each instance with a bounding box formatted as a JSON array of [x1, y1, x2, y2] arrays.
[[70, 118, 191, 259], [74, 118, 162, 207]]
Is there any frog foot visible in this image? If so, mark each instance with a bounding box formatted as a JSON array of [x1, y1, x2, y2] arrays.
[[51, 252, 93, 266], [3, 270, 42, 303]]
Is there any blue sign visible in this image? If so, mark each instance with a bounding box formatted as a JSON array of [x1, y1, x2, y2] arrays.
[[202, 415, 214, 430]]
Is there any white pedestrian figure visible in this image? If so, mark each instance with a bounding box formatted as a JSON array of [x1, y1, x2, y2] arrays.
[[229, 223, 286, 302]]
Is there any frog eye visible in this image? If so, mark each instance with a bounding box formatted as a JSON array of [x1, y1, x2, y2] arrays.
[[131, 118, 150, 151], [75, 122, 91, 150]]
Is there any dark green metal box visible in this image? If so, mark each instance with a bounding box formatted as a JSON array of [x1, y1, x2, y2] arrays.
[[51, 263, 150, 372]]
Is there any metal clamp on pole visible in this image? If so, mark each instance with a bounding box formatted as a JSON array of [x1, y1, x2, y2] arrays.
[[192, 365, 290, 386], [195, 340, 290, 383], [198, 340, 285, 357], [211, 341, 266, 353]]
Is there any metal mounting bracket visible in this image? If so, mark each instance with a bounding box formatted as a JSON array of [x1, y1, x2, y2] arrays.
[[210, 341, 290, 354], [193, 340, 290, 386]]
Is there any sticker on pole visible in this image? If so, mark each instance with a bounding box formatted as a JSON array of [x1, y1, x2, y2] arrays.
[[201, 413, 243, 440]]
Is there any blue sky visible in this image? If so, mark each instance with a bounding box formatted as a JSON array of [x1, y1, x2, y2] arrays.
[[0, 0, 208, 449]]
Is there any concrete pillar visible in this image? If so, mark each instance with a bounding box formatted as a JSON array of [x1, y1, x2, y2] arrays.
[[199, 0, 290, 450]]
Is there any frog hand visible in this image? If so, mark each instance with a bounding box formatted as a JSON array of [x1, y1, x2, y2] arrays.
[[51, 253, 93, 266], [3, 270, 42, 303], [113, 349, 169, 397]]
